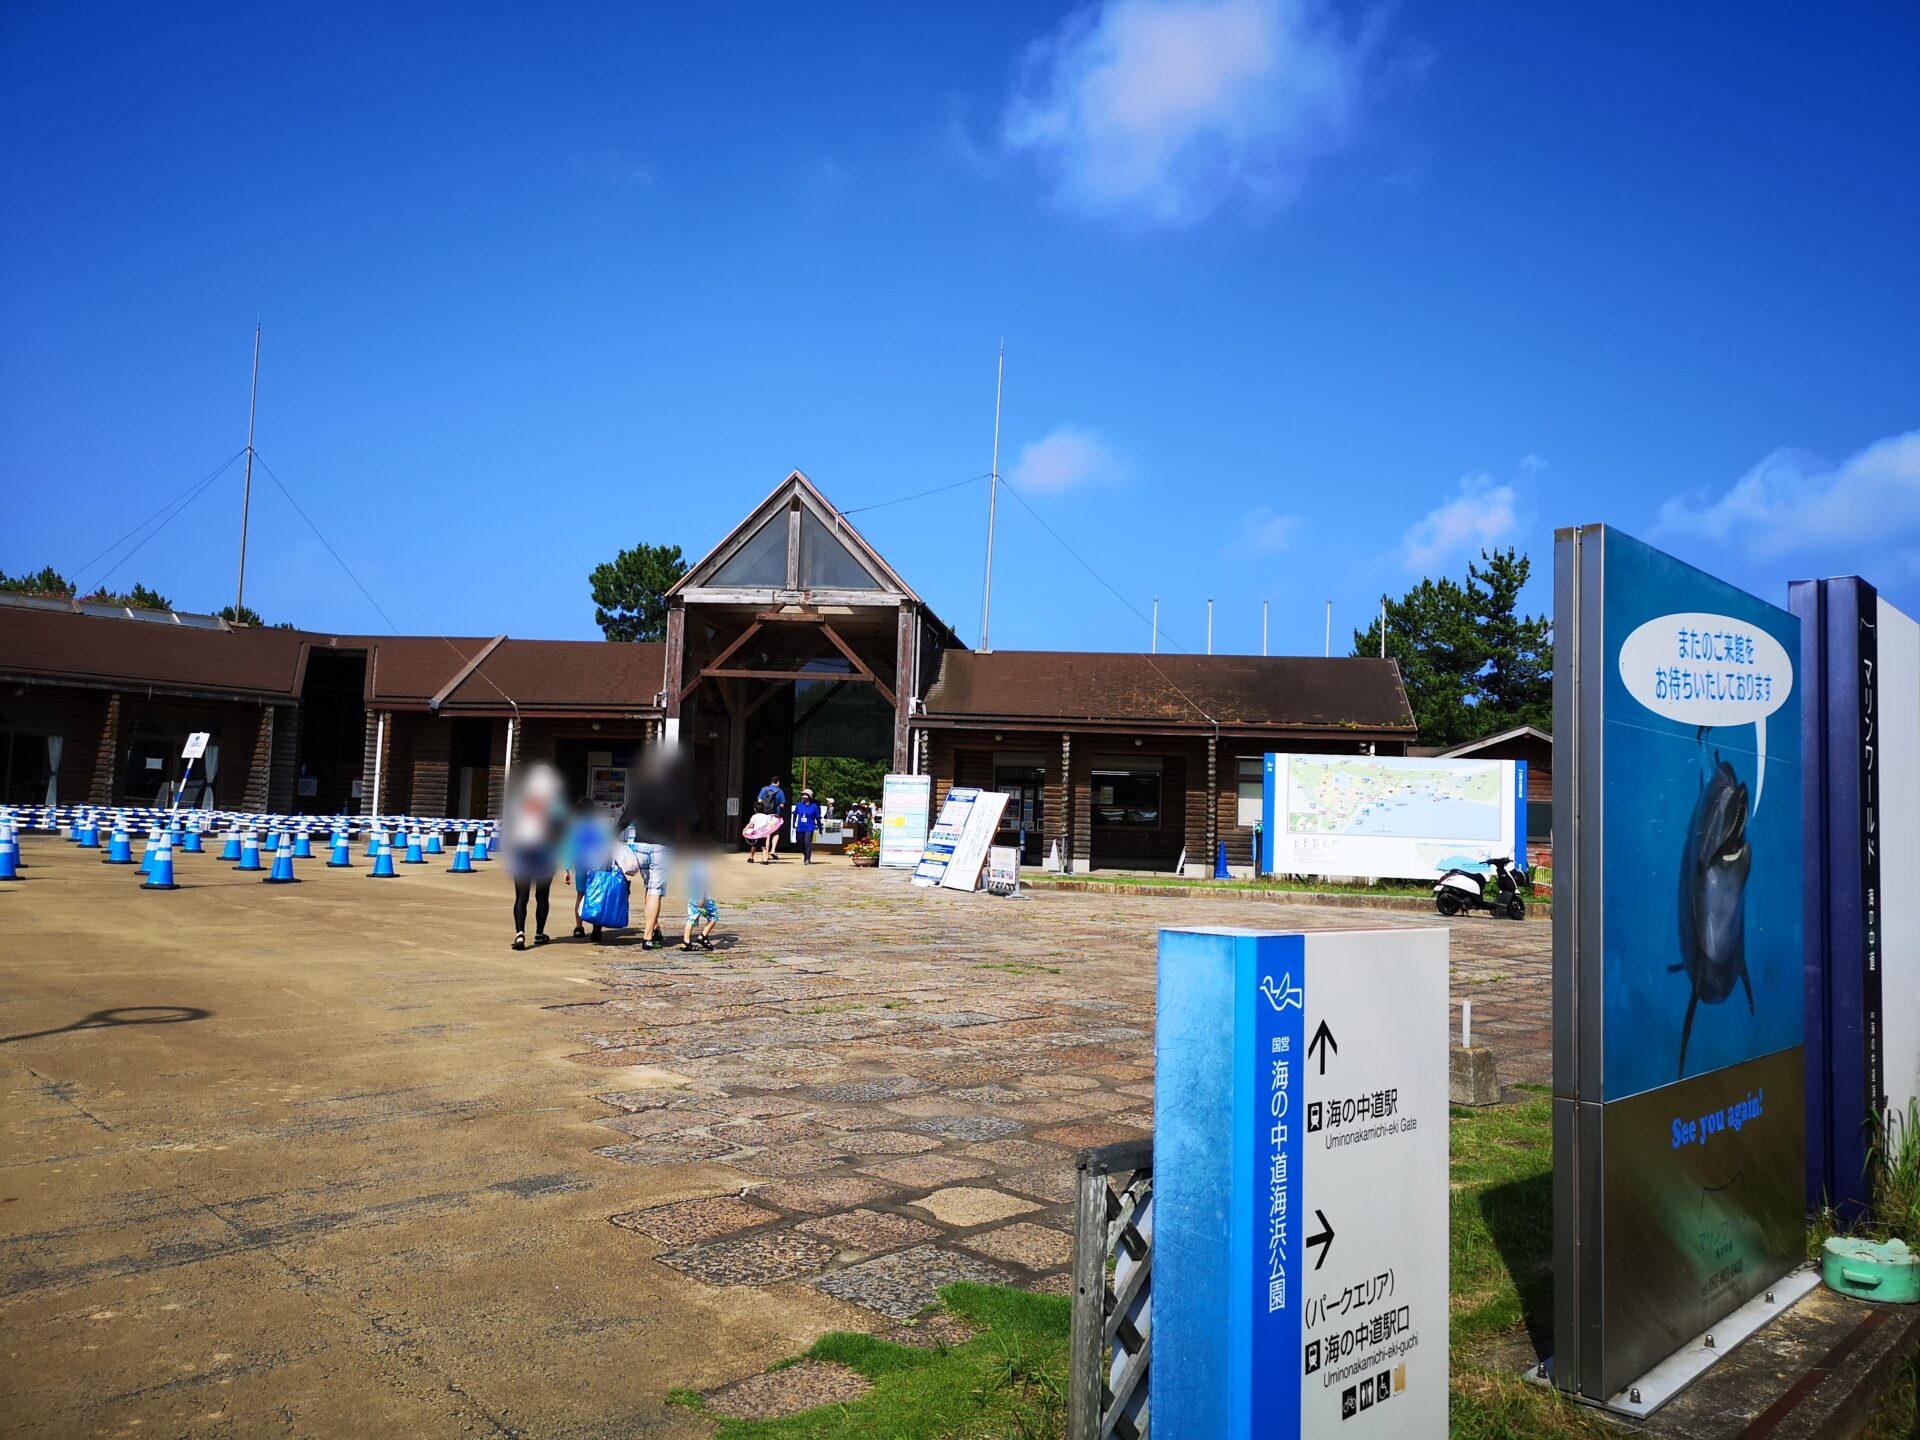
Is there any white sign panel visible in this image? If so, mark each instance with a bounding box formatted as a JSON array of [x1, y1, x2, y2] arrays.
[[940, 790, 1010, 892], [182, 731, 211, 760], [913, 785, 977, 886], [1880, 596, 1920, 1121], [1154, 925, 1449, 1437], [986, 845, 1020, 895], [1265, 753, 1523, 881], [879, 772, 932, 869]]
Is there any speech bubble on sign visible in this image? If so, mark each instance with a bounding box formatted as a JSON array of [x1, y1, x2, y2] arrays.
[[1617, 611, 1794, 813]]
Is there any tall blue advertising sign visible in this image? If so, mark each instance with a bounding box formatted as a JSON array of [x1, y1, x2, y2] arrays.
[[1791, 577, 1920, 1222], [1155, 926, 1447, 1437], [1553, 527, 1806, 1403]]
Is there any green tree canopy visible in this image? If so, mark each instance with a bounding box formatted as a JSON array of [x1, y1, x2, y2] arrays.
[[1353, 547, 1552, 747], [219, 603, 264, 625], [82, 582, 171, 610], [589, 542, 687, 642], [0, 566, 76, 598]]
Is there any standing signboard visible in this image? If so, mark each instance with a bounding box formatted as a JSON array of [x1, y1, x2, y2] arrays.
[[939, 790, 1009, 892], [913, 786, 978, 886], [985, 844, 1020, 896], [1791, 577, 1920, 1219], [879, 772, 932, 869], [1259, 753, 1525, 881], [1154, 926, 1448, 1438], [1553, 526, 1806, 1406]]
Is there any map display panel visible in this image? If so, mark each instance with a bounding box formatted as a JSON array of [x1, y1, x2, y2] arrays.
[[1263, 754, 1524, 881]]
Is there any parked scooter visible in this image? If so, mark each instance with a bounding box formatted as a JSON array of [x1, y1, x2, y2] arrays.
[[1433, 856, 1527, 921]]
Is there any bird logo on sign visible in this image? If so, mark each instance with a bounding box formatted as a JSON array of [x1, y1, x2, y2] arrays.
[[1259, 973, 1302, 1013]]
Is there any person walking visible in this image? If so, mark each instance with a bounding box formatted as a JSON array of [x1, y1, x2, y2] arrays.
[[614, 746, 697, 950], [755, 775, 787, 861], [792, 787, 821, 864], [680, 851, 719, 952], [502, 762, 566, 950]]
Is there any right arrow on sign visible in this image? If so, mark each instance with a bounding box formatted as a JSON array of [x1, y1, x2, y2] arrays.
[[1307, 1209, 1336, 1270], [1307, 1019, 1338, 1075]]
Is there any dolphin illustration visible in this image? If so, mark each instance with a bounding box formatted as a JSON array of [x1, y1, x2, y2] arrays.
[[1670, 755, 1753, 1079]]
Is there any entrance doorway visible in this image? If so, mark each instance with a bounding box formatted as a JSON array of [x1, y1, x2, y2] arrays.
[[994, 763, 1045, 865]]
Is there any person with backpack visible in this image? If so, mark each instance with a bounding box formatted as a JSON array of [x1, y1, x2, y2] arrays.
[[754, 776, 787, 862]]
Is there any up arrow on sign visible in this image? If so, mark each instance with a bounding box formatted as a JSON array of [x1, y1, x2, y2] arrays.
[[1308, 1019, 1338, 1075]]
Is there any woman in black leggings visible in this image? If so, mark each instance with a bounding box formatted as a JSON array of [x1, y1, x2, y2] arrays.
[[502, 763, 566, 950]]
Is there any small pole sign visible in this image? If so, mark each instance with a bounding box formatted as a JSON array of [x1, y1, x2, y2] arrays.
[[182, 732, 211, 761], [1154, 926, 1448, 1437]]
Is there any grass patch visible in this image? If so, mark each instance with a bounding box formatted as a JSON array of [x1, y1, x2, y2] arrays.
[[1861, 1348, 1917, 1440], [687, 1284, 1067, 1439], [976, 962, 1062, 976], [1028, 872, 1440, 898]]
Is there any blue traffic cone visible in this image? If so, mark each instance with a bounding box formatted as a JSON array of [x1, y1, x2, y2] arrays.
[[472, 830, 491, 861], [138, 828, 158, 874], [141, 833, 179, 890], [366, 826, 383, 860], [263, 833, 299, 884], [236, 832, 264, 872], [293, 830, 314, 859], [0, 824, 18, 881], [220, 829, 241, 861], [182, 822, 204, 853], [402, 830, 424, 864], [328, 830, 353, 868], [448, 831, 474, 873], [425, 829, 444, 856], [1213, 840, 1230, 879], [105, 826, 133, 864], [79, 817, 100, 849], [368, 834, 397, 878]]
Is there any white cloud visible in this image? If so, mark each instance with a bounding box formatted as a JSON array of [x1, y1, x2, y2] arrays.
[[1001, 0, 1368, 225], [1402, 473, 1518, 572], [1227, 505, 1301, 556], [1653, 431, 1920, 560], [1008, 426, 1127, 491]]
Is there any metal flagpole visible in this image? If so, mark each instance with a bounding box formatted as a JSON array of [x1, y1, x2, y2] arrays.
[[1263, 599, 1269, 657], [1380, 597, 1388, 658], [1324, 600, 1332, 658], [981, 343, 1004, 652], [1207, 598, 1214, 655], [1152, 597, 1158, 654], [235, 323, 261, 616]]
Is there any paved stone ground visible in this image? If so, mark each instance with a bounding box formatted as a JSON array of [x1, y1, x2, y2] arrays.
[[569, 859, 1552, 1324], [0, 836, 1549, 1434]]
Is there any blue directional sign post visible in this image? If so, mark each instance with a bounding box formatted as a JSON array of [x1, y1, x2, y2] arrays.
[[1154, 926, 1448, 1437]]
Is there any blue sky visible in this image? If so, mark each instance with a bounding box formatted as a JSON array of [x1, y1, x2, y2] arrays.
[[3, 2, 1916, 654]]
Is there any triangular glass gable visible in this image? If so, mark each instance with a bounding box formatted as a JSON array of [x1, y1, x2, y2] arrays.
[[798, 508, 882, 589], [711, 510, 789, 587]]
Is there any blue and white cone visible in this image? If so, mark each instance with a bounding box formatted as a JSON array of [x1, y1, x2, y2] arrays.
[[449, 831, 474, 873], [425, 829, 444, 856], [263, 833, 299, 884], [368, 834, 398, 878], [236, 832, 264, 872], [142, 833, 179, 890], [220, 829, 242, 861], [293, 830, 314, 859], [473, 830, 491, 861], [182, 822, 204, 853], [138, 828, 158, 874], [105, 826, 133, 864], [0, 823, 18, 881], [403, 831, 424, 864], [79, 818, 101, 849], [328, 830, 353, 868]]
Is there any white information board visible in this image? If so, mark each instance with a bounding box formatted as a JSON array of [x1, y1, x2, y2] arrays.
[[986, 845, 1020, 896], [1265, 753, 1523, 881], [913, 785, 978, 886], [880, 773, 932, 869], [939, 790, 1010, 892], [182, 731, 211, 760]]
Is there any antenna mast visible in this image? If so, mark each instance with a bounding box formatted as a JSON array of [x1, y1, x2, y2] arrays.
[[980, 343, 1004, 651], [235, 323, 261, 617]]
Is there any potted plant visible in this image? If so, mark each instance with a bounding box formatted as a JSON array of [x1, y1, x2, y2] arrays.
[[845, 836, 880, 867]]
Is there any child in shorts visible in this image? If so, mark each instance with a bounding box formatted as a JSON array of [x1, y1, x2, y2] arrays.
[[681, 856, 718, 952]]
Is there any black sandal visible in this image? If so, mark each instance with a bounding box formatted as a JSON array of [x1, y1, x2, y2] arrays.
[[533, 933, 551, 946], [572, 923, 585, 938], [512, 933, 526, 951]]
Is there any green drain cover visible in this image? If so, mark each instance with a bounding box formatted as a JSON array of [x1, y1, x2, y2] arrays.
[[1821, 1236, 1919, 1304]]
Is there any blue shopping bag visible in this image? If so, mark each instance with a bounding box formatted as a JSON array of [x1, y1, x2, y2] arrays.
[[580, 868, 629, 929]]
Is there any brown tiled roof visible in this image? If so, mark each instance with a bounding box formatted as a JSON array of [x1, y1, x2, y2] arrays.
[[439, 639, 667, 714], [357, 636, 493, 704], [919, 651, 1415, 733], [0, 605, 308, 700]]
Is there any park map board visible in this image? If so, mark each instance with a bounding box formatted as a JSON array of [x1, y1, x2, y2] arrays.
[[1262, 754, 1525, 882]]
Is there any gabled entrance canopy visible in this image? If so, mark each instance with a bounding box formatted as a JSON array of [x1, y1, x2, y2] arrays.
[[662, 471, 956, 816]]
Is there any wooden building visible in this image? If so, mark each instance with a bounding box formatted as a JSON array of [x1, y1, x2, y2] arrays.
[[0, 470, 1416, 873]]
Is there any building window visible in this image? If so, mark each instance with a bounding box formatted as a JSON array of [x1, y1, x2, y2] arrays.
[[1093, 768, 1161, 827], [1237, 756, 1264, 827]]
